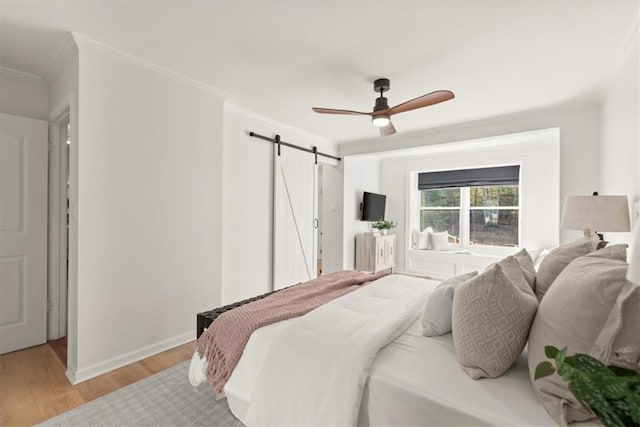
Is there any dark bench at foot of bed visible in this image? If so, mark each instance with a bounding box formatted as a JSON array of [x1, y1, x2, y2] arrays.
[[196, 287, 285, 339]]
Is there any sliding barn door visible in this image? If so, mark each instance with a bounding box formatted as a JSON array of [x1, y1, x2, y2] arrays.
[[273, 145, 317, 290]]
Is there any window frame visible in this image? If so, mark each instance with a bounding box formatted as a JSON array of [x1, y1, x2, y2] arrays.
[[416, 183, 521, 253]]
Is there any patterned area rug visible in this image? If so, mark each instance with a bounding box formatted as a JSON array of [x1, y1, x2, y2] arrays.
[[39, 361, 244, 426]]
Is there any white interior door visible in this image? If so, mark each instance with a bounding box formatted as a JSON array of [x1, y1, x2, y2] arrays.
[[0, 113, 48, 354], [273, 145, 317, 290], [319, 164, 343, 274]]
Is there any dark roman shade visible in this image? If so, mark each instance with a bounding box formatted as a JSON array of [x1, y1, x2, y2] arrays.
[[418, 165, 520, 190]]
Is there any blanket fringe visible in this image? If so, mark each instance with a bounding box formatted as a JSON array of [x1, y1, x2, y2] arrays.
[[197, 331, 230, 399]]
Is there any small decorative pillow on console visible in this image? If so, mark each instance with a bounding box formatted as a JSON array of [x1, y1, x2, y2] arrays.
[[534, 234, 599, 301], [528, 246, 639, 425], [421, 270, 478, 337], [429, 231, 450, 251], [452, 258, 538, 379]]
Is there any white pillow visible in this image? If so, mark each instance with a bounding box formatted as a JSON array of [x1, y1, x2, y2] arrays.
[[411, 226, 433, 250], [429, 231, 450, 251], [422, 226, 433, 249], [411, 229, 428, 249], [422, 271, 478, 337]]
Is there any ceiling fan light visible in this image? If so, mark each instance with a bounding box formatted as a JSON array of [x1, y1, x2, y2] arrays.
[[372, 115, 390, 127]]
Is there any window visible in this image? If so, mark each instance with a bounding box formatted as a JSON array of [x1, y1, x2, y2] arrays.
[[418, 166, 520, 248], [468, 185, 519, 246], [420, 188, 461, 242]]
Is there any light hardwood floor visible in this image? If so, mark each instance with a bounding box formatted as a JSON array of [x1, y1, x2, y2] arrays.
[[0, 340, 195, 426]]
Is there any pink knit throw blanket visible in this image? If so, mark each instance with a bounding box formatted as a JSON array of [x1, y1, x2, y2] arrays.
[[196, 270, 389, 398]]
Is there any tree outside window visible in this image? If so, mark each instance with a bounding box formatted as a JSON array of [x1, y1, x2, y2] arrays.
[[419, 185, 519, 247]]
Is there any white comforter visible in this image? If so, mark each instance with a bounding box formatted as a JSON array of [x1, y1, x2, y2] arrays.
[[244, 274, 435, 426], [189, 273, 597, 426]]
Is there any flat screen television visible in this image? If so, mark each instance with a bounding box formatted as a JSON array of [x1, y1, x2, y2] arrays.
[[361, 192, 386, 221]]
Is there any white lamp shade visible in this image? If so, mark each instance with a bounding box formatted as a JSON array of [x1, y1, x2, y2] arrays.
[[561, 195, 631, 232], [627, 218, 640, 284]]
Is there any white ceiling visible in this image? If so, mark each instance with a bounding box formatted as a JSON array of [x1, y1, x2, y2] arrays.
[[1, 1, 638, 143]]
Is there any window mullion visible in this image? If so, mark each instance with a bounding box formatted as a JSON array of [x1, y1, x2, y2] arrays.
[[461, 187, 470, 248]]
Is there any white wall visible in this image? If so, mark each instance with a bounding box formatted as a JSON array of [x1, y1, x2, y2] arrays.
[[342, 155, 381, 269], [379, 130, 560, 273], [600, 40, 639, 246], [70, 36, 225, 382], [0, 70, 48, 120], [340, 104, 601, 245], [221, 104, 337, 305]]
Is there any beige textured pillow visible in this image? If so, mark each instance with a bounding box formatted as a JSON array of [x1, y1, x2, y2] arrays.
[[496, 255, 535, 294], [513, 248, 536, 291], [484, 249, 536, 291], [535, 235, 599, 300], [452, 261, 538, 379], [528, 250, 640, 425]]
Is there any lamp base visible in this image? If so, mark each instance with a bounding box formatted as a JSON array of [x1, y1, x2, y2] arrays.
[[582, 228, 604, 240]]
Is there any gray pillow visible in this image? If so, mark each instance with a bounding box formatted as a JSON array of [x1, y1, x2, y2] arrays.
[[585, 243, 627, 261], [452, 261, 538, 379], [421, 271, 478, 337], [535, 235, 599, 301]]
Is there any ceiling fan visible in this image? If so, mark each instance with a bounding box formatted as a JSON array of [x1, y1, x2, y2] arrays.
[[312, 78, 454, 137]]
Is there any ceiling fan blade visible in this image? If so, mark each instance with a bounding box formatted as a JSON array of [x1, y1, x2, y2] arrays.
[[388, 90, 455, 115], [379, 121, 397, 137], [312, 107, 372, 116]]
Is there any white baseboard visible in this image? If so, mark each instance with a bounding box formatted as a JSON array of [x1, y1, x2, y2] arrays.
[[66, 362, 78, 384], [67, 331, 194, 385]]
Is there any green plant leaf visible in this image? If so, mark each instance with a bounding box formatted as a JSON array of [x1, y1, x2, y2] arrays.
[[557, 356, 577, 381], [534, 361, 556, 380], [534, 347, 640, 427], [623, 391, 640, 425], [555, 347, 567, 366], [609, 365, 640, 378], [570, 354, 608, 373], [545, 345, 560, 359]]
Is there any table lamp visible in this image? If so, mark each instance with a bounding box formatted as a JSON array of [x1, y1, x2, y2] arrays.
[[561, 192, 630, 240]]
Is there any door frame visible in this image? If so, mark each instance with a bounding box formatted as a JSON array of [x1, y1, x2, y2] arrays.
[[47, 111, 70, 340], [47, 73, 79, 382]]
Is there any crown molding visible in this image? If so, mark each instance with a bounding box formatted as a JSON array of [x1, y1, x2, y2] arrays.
[[0, 65, 42, 81], [72, 33, 228, 99], [42, 34, 78, 84]]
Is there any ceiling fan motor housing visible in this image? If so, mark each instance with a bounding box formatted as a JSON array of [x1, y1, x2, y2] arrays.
[[373, 78, 391, 112], [374, 97, 389, 112], [373, 78, 390, 93]]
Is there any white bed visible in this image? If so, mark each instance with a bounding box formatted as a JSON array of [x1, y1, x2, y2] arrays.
[[189, 273, 596, 426]]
